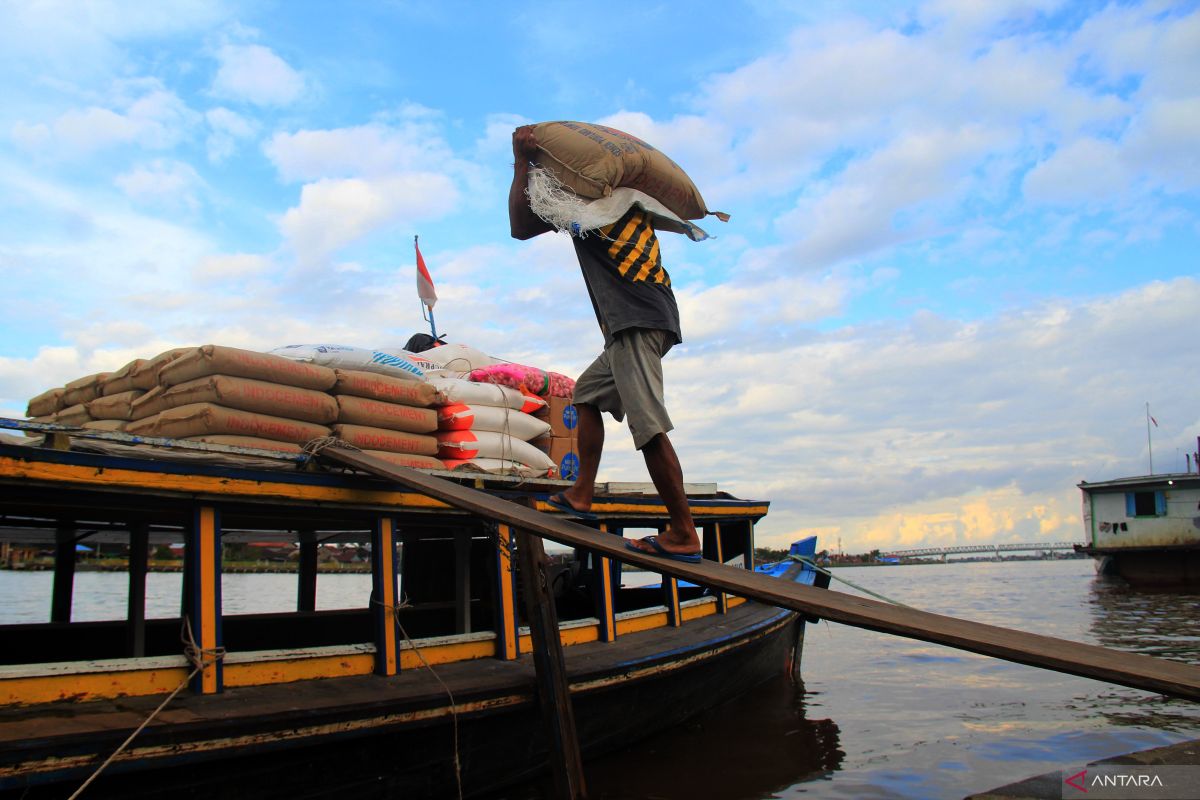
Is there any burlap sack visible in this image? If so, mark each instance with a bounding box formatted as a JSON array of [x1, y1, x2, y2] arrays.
[[87, 390, 145, 421], [360, 450, 444, 470], [157, 375, 337, 424], [124, 414, 159, 435], [82, 419, 128, 432], [26, 388, 64, 418], [333, 368, 437, 407], [335, 395, 437, 434], [184, 435, 304, 454], [61, 373, 111, 407], [331, 424, 438, 456], [101, 359, 146, 396], [54, 404, 92, 426], [159, 345, 336, 391], [130, 386, 169, 420], [126, 348, 192, 391], [530, 121, 711, 221], [146, 403, 331, 444]]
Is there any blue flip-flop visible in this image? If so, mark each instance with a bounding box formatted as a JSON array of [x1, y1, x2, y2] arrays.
[[544, 493, 598, 520], [625, 535, 702, 564]]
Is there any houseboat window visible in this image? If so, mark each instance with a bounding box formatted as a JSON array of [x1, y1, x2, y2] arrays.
[[1125, 490, 1166, 517]]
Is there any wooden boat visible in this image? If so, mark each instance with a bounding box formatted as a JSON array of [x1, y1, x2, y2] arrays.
[[1077, 472, 1200, 587], [0, 421, 824, 798]]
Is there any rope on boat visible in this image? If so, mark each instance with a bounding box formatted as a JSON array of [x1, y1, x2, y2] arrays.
[[68, 618, 226, 800], [374, 596, 464, 800], [788, 554, 913, 608]]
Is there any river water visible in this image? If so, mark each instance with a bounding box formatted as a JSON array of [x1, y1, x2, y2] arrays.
[[3, 559, 1199, 798]]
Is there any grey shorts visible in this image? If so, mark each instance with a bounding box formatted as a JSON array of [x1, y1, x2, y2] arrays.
[[573, 328, 674, 450]]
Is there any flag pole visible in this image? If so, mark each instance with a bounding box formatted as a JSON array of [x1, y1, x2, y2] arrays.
[[1146, 402, 1154, 475], [416, 235, 438, 339]]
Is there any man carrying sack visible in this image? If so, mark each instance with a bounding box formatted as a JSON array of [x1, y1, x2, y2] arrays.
[[508, 124, 703, 563]]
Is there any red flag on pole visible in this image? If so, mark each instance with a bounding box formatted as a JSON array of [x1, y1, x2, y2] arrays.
[[415, 237, 437, 309]]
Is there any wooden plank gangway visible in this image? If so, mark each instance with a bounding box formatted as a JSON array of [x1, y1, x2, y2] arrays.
[[324, 447, 1200, 702]]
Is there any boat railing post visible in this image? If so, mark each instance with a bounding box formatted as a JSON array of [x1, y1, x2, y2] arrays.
[[454, 528, 472, 634], [297, 527, 317, 613], [50, 519, 76, 624], [127, 520, 149, 657], [371, 515, 402, 676], [702, 522, 728, 614], [596, 522, 617, 642], [184, 505, 224, 694], [743, 521, 755, 570], [657, 523, 682, 627], [493, 523, 519, 660], [514, 514, 588, 800]]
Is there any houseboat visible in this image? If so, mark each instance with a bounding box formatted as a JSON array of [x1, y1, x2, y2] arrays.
[[0, 420, 823, 798], [1077, 472, 1200, 587]]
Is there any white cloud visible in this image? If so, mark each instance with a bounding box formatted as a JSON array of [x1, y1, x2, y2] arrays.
[[115, 159, 206, 209], [265, 120, 454, 182], [205, 106, 258, 162], [211, 43, 305, 106], [193, 253, 273, 281], [11, 81, 198, 156], [278, 174, 459, 265]]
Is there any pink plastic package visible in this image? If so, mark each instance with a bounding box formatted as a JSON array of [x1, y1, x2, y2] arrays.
[[468, 363, 575, 398]]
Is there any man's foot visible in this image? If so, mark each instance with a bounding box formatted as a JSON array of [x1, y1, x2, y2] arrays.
[[545, 492, 597, 520], [625, 535, 702, 563]]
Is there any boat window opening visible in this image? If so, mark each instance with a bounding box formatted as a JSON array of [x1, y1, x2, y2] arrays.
[[1126, 490, 1167, 518]]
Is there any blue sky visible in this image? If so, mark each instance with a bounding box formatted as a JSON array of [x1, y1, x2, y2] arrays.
[[1, 0, 1197, 551]]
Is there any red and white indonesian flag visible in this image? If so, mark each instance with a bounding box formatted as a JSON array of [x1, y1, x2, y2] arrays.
[[415, 238, 437, 309]]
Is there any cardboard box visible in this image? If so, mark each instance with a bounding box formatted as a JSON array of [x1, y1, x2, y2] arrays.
[[549, 436, 579, 480], [547, 396, 578, 437]]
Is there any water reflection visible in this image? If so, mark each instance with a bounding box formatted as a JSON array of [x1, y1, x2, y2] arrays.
[[1085, 576, 1200, 731], [580, 675, 842, 800]]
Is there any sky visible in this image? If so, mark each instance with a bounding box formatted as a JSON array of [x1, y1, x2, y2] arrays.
[[0, 0, 1197, 552]]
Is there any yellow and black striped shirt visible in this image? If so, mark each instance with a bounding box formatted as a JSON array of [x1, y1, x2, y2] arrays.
[[572, 208, 681, 347], [596, 209, 670, 286]]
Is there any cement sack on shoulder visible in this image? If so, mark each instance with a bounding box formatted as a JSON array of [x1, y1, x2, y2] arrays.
[[26, 388, 64, 418], [82, 419, 127, 432], [436, 403, 550, 441], [130, 386, 169, 421], [333, 369, 437, 407], [528, 121, 715, 222], [54, 404, 92, 426], [435, 430, 556, 471], [361, 450, 444, 471], [331, 424, 438, 456], [62, 373, 111, 407], [335, 395, 437, 434], [87, 390, 145, 420], [431, 378, 546, 413], [269, 344, 434, 382], [441, 457, 553, 478], [147, 403, 331, 444], [158, 375, 338, 424], [160, 345, 336, 391], [184, 436, 303, 454]]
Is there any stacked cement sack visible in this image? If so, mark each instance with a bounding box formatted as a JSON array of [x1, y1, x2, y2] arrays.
[[23, 341, 578, 477], [430, 378, 555, 477], [327, 368, 442, 470], [124, 345, 338, 454]]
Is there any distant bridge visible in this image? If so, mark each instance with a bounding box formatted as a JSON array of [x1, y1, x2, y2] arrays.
[[880, 541, 1084, 559]]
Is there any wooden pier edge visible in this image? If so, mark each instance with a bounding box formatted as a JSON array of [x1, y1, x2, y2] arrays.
[[321, 449, 1200, 702]]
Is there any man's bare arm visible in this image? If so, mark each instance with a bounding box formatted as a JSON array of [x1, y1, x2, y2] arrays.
[[509, 126, 553, 240]]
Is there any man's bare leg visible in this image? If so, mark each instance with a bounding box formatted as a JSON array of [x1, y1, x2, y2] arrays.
[[630, 432, 700, 555], [558, 402, 603, 513]]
